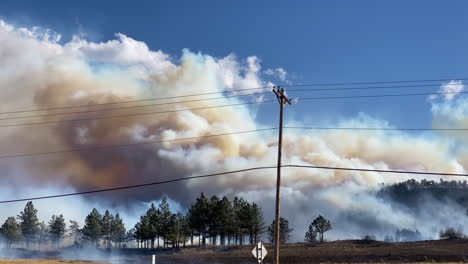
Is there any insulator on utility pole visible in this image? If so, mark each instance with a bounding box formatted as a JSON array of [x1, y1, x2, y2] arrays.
[[272, 86, 291, 264]]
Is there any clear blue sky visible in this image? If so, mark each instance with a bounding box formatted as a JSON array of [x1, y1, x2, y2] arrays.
[[2, 0, 468, 128]]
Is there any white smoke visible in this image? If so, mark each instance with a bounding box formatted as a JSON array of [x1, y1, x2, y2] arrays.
[[0, 19, 468, 243]]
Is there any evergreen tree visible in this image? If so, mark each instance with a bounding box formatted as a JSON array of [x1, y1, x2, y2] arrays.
[[0, 217, 22, 248], [146, 203, 160, 248], [188, 193, 210, 247], [159, 196, 172, 247], [101, 210, 114, 248], [48, 214, 66, 248], [180, 213, 191, 248], [68, 220, 81, 246], [304, 222, 317, 243], [311, 215, 332, 243], [17, 201, 39, 248], [166, 213, 181, 248], [134, 214, 151, 248], [267, 217, 293, 244], [215, 196, 235, 245], [37, 222, 48, 251], [82, 208, 102, 247], [208, 195, 221, 245], [111, 213, 126, 248], [249, 203, 266, 244], [233, 197, 250, 245]]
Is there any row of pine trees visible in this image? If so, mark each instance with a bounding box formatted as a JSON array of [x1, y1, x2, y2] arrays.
[[0, 194, 333, 249]]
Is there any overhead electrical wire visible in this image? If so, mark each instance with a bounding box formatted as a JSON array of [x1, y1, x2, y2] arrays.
[[0, 99, 276, 128], [287, 83, 456, 92], [0, 86, 275, 115], [0, 90, 467, 128], [0, 92, 272, 122], [0, 77, 465, 116], [0, 83, 455, 122], [295, 90, 468, 101], [0, 126, 466, 160], [282, 164, 468, 177], [282, 77, 468, 87], [0, 166, 278, 204], [0, 164, 467, 204], [0, 128, 278, 159], [283, 126, 468, 131]]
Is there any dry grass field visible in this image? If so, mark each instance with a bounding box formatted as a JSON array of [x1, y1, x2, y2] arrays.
[[154, 239, 468, 264], [1, 239, 468, 263]]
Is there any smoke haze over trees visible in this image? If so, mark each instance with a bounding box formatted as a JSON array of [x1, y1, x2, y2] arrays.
[[2, 18, 468, 242]]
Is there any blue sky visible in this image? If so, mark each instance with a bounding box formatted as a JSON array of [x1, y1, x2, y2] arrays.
[[2, 0, 468, 128], [3, 1, 468, 240]]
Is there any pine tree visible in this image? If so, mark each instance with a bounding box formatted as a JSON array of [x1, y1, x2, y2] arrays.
[[233, 197, 250, 245], [159, 196, 172, 247], [82, 208, 102, 247], [311, 215, 332, 243], [17, 201, 39, 248], [249, 203, 266, 244], [101, 210, 114, 248], [68, 220, 81, 246], [180, 213, 191, 248], [37, 222, 48, 251], [134, 214, 151, 248], [48, 214, 66, 248], [215, 196, 235, 245], [111, 213, 126, 248], [146, 203, 160, 248], [166, 213, 181, 248], [208, 195, 221, 245], [0, 217, 22, 248], [188, 193, 210, 247], [304, 222, 317, 243], [267, 217, 293, 244]]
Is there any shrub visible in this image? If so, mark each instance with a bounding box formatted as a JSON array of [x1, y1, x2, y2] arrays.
[[440, 227, 465, 239]]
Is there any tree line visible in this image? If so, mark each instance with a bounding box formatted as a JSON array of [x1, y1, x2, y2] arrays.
[[0, 201, 126, 249], [132, 194, 267, 248], [0, 195, 335, 249]]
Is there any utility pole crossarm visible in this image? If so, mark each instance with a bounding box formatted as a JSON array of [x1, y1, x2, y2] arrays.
[[272, 86, 292, 264], [272, 86, 292, 106]]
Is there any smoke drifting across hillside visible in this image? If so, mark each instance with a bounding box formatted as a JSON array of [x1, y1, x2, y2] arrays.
[[0, 19, 468, 242]]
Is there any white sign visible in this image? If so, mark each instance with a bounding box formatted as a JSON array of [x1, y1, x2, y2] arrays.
[[251, 241, 268, 263]]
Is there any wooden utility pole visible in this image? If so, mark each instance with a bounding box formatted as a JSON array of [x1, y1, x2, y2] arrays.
[[272, 86, 291, 264]]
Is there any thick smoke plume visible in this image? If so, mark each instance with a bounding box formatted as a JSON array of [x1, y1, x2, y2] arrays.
[[1, 20, 468, 241]]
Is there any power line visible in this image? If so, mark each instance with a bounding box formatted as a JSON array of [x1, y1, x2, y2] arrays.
[[295, 91, 468, 101], [284, 126, 468, 131], [0, 99, 276, 128], [282, 77, 468, 87], [0, 166, 277, 204], [0, 126, 465, 160], [1, 77, 465, 116], [0, 83, 452, 121], [0, 128, 277, 159], [1, 90, 466, 128], [1, 164, 467, 204], [0, 92, 271, 122], [0, 86, 274, 115], [283, 164, 468, 177], [0, 83, 447, 122], [288, 83, 453, 92]]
